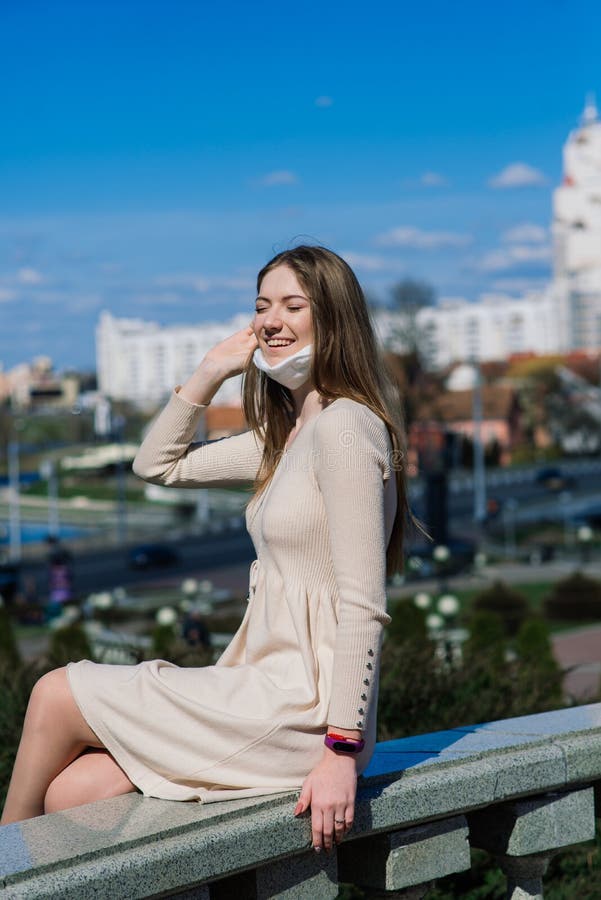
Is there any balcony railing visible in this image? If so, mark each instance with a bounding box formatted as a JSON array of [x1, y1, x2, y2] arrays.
[[1, 703, 600, 899]]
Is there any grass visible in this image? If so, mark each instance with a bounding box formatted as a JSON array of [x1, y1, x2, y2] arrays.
[[455, 581, 601, 634], [400, 580, 601, 635], [23, 479, 146, 503]]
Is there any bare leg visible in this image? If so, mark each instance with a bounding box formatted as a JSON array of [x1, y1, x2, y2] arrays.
[[44, 749, 136, 814], [1, 667, 103, 825]]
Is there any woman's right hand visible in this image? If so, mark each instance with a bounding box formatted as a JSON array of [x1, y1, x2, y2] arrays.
[[204, 325, 258, 379], [178, 326, 258, 405]]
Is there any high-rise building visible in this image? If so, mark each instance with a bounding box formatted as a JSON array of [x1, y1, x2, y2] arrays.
[[96, 311, 249, 406], [552, 96, 601, 352]]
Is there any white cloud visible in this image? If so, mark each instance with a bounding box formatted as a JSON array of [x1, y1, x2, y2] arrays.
[[341, 251, 405, 273], [502, 223, 548, 243], [419, 171, 448, 187], [375, 226, 472, 250], [0, 288, 16, 302], [216, 276, 255, 292], [258, 170, 299, 187], [491, 277, 548, 293], [154, 273, 254, 294], [23, 320, 43, 334], [488, 162, 547, 189], [154, 274, 211, 293], [17, 267, 44, 285], [476, 244, 551, 272], [131, 291, 182, 307], [315, 95, 333, 108], [67, 294, 103, 314]]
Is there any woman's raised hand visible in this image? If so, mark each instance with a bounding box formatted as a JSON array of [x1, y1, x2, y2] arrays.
[[178, 326, 258, 405], [204, 326, 259, 379]]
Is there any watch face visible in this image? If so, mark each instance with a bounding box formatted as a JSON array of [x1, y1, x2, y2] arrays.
[[333, 741, 356, 753]]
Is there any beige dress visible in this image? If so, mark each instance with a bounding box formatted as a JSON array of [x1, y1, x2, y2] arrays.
[[67, 392, 397, 803]]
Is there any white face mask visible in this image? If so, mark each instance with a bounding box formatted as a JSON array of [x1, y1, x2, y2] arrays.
[[252, 344, 312, 390]]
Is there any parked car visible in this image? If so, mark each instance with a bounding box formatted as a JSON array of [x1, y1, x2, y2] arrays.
[[534, 466, 576, 492], [570, 505, 601, 530], [128, 544, 180, 569]]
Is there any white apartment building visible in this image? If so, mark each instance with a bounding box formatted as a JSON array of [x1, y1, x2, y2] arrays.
[[552, 96, 601, 351], [373, 290, 560, 370], [419, 290, 560, 369], [96, 311, 249, 406], [375, 100, 601, 369], [96, 101, 601, 398]]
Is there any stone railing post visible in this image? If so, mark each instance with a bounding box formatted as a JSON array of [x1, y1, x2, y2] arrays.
[[338, 814, 471, 896], [468, 786, 595, 899], [253, 848, 338, 899]]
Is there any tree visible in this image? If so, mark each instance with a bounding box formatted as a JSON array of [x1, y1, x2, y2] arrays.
[[387, 278, 436, 358]]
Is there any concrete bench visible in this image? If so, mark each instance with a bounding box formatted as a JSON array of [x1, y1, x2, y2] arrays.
[[2, 703, 601, 899]]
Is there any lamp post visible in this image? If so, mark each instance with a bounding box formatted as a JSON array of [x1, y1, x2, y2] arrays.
[[112, 413, 127, 546], [503, 498, 518, 559], [39, 459, 60, 539], [7, 440, 21, 562], [559, 491, 572, 550], [472, 360, 487, 525], [433, 543, 450, 594], [436, 593, 460, 664], [577, 525, 593, 565], [416, 589, 463, 665]]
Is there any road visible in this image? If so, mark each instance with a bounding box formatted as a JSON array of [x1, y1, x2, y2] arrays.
[[21, 531, 256, 599], [411, 464, 601, 536]]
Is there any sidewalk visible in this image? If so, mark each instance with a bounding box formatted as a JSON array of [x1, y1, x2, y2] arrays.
[[552, 625, 601, 702]]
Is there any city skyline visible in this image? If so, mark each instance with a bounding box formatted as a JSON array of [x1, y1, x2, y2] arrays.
[[1, 0, 600, 370]]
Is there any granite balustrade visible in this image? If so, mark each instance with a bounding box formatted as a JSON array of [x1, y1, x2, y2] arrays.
[[2, 703, 601, 899]]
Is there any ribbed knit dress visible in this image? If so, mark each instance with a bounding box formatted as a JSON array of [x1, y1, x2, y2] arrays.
[[67, 390, 397, 803]]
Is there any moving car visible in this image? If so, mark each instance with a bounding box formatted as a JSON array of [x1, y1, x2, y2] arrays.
[[534, 466, 576, 492], [128, 543, 180, 569]]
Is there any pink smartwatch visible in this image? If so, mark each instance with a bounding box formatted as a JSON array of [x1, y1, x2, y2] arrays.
[[324, 732, 365, 754]]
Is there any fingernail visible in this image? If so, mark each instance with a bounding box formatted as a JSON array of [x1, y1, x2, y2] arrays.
[[313, 846, 321, 854]]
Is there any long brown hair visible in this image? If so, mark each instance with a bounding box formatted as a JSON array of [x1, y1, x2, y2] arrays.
[[243, 245, 407, 574]]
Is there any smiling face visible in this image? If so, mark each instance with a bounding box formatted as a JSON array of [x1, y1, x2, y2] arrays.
[[254, 265, 313, 360]]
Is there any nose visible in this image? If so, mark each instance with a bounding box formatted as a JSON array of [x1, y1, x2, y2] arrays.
[[263, 307, 283, 332]]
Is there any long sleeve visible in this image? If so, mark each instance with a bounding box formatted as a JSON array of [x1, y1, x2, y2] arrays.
[[313, 400, 396, 731], [133, 390, 263, 488]]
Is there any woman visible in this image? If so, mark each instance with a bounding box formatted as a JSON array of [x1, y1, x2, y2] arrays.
[[1, 246, 406, 854]]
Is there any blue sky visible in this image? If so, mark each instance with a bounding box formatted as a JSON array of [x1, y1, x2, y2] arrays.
[[1, 0, 600, 371]]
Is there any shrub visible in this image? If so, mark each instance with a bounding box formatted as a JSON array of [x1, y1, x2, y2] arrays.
[[544, 571, 601, 621], [515, 617, 563, 709], [378, 611, 567, 742], [0, 605, 21, 669], [462, 610, 506, 670], [48, 623, 94, 666], [0, 660, 49, 809], [386, 599, 428, 646], [471, 580, 529, 636]]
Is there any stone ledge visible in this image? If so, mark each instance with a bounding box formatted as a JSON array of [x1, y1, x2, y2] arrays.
[[1, 703, 601, 899]]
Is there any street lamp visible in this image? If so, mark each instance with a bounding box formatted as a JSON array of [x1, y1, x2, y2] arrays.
[[39, 459, 60, 539], [413, 592, 432, 611], [433, 544, 450, 593], [472, 359, 487, 524], [577, 525, 594, 565], [503, 498, 518, 559], [436, 593, 460, 664]]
